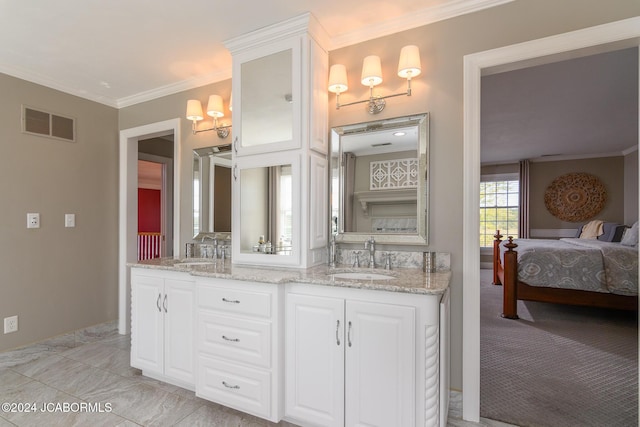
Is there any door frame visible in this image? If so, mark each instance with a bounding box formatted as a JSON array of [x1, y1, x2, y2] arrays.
[[119, 118, 182, 334], [462, 17, 640, 422], [138, 153, 174, 258]]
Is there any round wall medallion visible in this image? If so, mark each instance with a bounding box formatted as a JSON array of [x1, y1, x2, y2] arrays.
[[543, 172, 607, 222]]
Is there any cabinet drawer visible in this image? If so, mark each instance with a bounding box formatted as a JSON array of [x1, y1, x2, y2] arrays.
[[197, 356, 271, 419], [199, 285, 272, 319], [199, 312, 271, 368]]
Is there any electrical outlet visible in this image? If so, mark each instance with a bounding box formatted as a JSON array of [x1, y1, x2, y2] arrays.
[[27, 213, 40, 229], [4, 315, 18, 334]]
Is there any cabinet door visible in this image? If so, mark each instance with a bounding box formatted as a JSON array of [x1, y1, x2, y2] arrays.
[[233, 38, 301, 156], [130, 275, 164, 375], [285, 293, 344, 427], [345, 301, 416, 427], [164, 279, 195, 384]]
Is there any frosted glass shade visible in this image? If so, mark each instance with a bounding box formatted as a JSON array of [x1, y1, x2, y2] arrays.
[[206, 95, 224, 118], [328, 64, 349, 93], [397, 45, 421, 79], [361, 55, 383, 87], [186, 99, 203, 121]]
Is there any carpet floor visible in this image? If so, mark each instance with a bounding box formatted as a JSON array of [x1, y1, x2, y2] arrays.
[[480, 269, 638, 427]]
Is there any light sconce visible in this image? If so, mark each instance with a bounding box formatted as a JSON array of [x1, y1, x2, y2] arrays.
[[328, 45, 421, 114], [186, 95, 232, 138]]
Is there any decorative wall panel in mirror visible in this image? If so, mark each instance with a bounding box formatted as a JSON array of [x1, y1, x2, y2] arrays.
[[330, 113, 429, 244], [193, 145, 232, 239]]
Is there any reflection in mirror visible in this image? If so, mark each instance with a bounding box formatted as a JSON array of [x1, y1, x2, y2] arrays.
[[241, 49, 293, 147], [240, 164, 293, 254], [331, 113, 429, 244], [193, 145, 232, 238]]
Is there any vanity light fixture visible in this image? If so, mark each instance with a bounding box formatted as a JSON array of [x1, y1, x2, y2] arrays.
[[328, 45, 421, 114], [186, 95, 232, 138]]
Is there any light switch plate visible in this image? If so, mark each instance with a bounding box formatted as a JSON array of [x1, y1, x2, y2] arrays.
[[27, 213, 40, 229], [65, 213, 75, 228]]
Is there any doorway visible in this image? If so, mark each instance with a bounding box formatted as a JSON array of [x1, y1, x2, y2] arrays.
[[462, 18, 640, 422], [118, 118, 182, 334]]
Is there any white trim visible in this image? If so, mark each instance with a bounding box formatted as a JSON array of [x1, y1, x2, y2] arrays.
[[463, 17, 640, 422], [331, 0, 514, 49], [118, 118, 182, 335]]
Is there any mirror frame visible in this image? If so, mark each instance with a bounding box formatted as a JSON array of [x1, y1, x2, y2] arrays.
[[192, 144, 232, 241], [330, 113, 429, 245]]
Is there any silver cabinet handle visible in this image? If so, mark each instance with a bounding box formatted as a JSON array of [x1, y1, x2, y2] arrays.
[[222, 297, 240, 304], [163, 294, 168, 313], [222, 381, 240, 389], [233, 164, 238, 181], [348, 321, 352, 347], [156, 293, 161, 312], [336, 320, 341, 346], [233, 136, 238, 153], [222, 335, 240, 342]]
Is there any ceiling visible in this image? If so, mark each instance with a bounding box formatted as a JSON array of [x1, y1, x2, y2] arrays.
[[0, 0, 510, 108], [481, 47, 638, 164]]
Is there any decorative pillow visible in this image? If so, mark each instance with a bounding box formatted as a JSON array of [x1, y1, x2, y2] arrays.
[[620, 221, 639, 247]]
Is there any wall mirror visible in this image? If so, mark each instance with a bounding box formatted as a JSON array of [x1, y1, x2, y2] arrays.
[[240, 48, 294, 147], [239, 164, 293, 254], [330, 113, 429, 245], [232, 154, 301, 267], [192, 144, 232, 239]]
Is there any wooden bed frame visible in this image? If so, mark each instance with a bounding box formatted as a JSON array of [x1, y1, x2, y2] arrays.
[[492, 231, 638, 319]]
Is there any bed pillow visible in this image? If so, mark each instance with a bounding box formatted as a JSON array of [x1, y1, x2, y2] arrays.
[[620, 222, 639, 247]]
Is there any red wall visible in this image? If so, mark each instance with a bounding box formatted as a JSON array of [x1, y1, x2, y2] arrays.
[[138, 189, 161, 232]]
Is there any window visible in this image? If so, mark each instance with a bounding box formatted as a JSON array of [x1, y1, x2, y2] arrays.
[[480, 176, 519, 247]]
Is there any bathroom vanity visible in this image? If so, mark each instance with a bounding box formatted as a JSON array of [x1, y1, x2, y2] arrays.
[[129, 260, 450, 427]]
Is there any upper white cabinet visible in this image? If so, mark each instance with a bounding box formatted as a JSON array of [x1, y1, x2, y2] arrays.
[[130, 268, 195, 389], [226, 13, 329, 269], [232, 38, 300, 156]]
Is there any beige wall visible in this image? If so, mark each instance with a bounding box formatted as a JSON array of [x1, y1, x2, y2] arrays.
[[530, 157, 626, 229], [116, 0, 639, 391], [624, 149, 639, 224], [0, 74, 119, 352]]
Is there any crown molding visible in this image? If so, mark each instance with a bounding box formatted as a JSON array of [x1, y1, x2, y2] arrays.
[[116, 68, 232, 108], [330, 0, 514, 49]]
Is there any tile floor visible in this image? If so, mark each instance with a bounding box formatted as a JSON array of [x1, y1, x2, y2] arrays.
[[0, 322, 515, 427]]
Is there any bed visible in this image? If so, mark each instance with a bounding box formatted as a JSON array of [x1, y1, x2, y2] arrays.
[[492, 226, 638, 319]]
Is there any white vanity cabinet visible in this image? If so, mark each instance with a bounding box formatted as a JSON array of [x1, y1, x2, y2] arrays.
[[285, 284, 450, 427], [195, 277, 283, 422], [130, 268, 195, 389]]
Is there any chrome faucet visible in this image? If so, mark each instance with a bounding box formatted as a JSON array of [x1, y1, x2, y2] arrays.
[[364, 236, 376, 268], [329, 234, 337, 268], [201, 235, 218, 259], [352, 251, 361, 268]]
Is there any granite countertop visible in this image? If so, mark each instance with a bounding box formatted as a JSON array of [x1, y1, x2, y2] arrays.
[[128, 258, 451, 295]]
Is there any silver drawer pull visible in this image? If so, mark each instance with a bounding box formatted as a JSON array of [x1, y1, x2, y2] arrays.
[[222, 335, 240, 342], [348, 321, 353, 347], [336, 320, 341, 346], [222, 381, 240, 389], [222, 297, 240, 304]]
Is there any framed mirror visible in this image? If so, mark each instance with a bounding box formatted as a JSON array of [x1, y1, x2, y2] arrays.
[[330, 113, 429, 245], [192, 144, 232, 239], [232, 153, 301, 267]]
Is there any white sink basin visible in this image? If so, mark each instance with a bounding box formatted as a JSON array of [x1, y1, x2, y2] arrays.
[[330, 272, 394, 281]]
